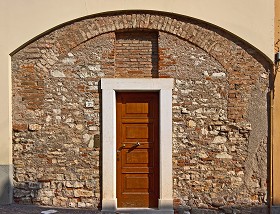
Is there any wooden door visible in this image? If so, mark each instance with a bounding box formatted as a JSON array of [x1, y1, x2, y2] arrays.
[[116, 92, 159, 208]]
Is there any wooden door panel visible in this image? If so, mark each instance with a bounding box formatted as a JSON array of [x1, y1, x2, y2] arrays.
[[125, 150, 149, 164], [124, 174, 150, 190], [122, 124, 154, 141], [117, 92, 159, 208], [122, 149, 155, 167], [121, 173, 156, 207], [120, 194, 150, 208], [125, 125, 149, 139], [125, 103, 149, 114], [122, 99, 155, 118]]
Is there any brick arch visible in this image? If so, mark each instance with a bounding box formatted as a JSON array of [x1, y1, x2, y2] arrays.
[[51, 12, 269, 69], [18, 11, 271, 74], [12, 11, 272, 122], [34, 11, 270, 122]]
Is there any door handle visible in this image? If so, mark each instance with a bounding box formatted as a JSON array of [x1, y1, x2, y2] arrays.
[[127, 142, 141, 153], [117, 144, 126, 153], [133, 142, 141, 147]]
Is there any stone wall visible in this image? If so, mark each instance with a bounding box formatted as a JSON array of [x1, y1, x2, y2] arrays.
[[159, 32, 269, 212], [12, 12, 271, 212]]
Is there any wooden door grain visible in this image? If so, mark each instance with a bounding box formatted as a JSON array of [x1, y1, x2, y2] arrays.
[[116, 92, 159, 208]]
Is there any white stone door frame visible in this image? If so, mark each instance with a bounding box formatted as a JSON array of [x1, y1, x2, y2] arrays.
[[101, 78, 174, 213]]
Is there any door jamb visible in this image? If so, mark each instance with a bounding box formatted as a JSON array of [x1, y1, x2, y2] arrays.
[[101, 78, 173, 213]]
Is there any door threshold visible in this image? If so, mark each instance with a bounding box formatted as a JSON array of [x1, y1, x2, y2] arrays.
[[115, 208, 174, 214]]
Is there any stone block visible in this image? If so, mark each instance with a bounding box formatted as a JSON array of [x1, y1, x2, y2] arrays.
[[212, 136, 227, 144], [28, 124, 41, 131], [13, 123, 28, 132], [14, 189, 31, 198], [77, 202, 86, 208], [191, 208, 219, 214], [28, 182, 42, 190], [74, 189, 93, 197]]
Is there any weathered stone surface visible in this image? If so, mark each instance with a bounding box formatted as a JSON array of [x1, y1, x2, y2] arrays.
[[13, 123, 28, 132], [211, 197, 226, 207], [73, 189, 93, 197], [212, 136, 227, 144], [28, 124, 41, 131], [14, 189, 31, 198], [50, 70, 66, 78], [65, 181, 84, 188], [191, 208, 219, 214], [211, 72, 226, 78], [215, 152, 233, 159], [188, 120, 197, 128], [28, 182, 42, 190]]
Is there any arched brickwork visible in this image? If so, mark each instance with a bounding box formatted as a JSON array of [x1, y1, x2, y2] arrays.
[[16, 12, 271, 122], [11, 11, 271, 212]]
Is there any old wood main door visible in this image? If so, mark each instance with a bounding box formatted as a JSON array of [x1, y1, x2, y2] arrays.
[[116, 92, 159, 208]]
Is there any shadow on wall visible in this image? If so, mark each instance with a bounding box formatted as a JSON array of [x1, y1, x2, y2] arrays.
[[175, 205, 269, 214], [98, 80, 102, 210], [0, 204, 101, 213], [0, 170, 12, 205]]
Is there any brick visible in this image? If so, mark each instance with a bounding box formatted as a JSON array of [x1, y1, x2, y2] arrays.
[[13, 123, 28, 132]]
